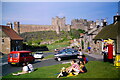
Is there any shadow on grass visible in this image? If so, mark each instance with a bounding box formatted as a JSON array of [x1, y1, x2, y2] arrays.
[[34, 68, 38, 72]]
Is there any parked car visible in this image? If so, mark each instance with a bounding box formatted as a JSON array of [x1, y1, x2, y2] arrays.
[[54, 48, 79, 61], [8, 51, 35, 66], [33, 52, 44, 59]]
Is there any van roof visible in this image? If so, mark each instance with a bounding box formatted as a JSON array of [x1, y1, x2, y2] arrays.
[[10, 51, 32, 54]]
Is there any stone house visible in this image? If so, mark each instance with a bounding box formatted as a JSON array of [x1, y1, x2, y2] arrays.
[[0, 25, 23, 54], [94, 13, 120, 55]]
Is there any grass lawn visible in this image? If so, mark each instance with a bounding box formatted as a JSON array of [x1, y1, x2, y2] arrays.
[[47, 41, 70, 52], [3, 61, 120, 78], [44, 55, 54, 59]]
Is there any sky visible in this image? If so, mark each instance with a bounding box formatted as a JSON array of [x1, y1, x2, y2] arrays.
[[2, 2, 118, 25]]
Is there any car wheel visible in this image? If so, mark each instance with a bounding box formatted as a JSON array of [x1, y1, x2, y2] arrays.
[[57, 57, 61, 61]]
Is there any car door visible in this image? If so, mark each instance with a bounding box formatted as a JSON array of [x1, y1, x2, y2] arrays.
[[65, 51, 73, 59]]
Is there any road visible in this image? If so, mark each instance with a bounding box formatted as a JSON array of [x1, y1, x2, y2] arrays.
[[1, 52, 101, 77]]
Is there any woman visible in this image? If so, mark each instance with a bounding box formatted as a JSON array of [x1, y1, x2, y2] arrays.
[[79, 61, 87, 73], [66, 60, 80, 74]]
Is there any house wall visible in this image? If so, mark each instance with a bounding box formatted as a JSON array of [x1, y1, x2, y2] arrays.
[[11, 40, 23, 51], [0, 27, 2, 53], [2, 37, 11, 54]]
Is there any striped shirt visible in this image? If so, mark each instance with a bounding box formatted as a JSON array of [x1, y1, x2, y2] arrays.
[[71, 63, 80, 70]]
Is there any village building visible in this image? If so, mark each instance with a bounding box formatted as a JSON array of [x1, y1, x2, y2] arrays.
[[0, 25, 23, 54], [94, 13, 120, 55]]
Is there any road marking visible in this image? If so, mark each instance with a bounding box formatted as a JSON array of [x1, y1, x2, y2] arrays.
[[62, 61, 71, 64], [0, 62, 8, 66]]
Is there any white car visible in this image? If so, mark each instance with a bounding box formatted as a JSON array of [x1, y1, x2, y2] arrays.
[[34, 52, 44, 59]]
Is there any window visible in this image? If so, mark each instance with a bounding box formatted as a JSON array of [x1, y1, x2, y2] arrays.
[[20, 53, 29, 57], [2, 39, 4, 44], [13, 54, 18, 58], [16, 41, 18, 44], [10, 54, 13, 58], [9, 54, 18, 58]]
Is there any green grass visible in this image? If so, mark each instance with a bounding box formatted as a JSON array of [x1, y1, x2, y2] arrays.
[[47, 41, 70, 51], [44, 55, 54, 59], [3, 61, 120, 78]]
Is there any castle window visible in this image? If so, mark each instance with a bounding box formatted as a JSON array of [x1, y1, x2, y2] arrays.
[[2, 39, 4, 44]]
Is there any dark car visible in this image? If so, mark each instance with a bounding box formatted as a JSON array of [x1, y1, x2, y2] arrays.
[[54, 48, 79, 61]]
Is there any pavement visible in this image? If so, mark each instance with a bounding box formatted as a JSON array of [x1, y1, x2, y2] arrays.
[[83, 51, 103, 61]]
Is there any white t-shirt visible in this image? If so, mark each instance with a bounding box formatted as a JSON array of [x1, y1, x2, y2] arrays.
[[23, 66, 28, 72], [79, 51, 83, 55]]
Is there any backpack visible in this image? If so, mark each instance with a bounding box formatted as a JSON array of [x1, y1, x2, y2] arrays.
[[86, 57, 89, 62], [27, 66, 31, 71]]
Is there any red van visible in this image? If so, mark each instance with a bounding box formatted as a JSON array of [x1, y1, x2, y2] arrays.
[[8, 51, 35, 66]]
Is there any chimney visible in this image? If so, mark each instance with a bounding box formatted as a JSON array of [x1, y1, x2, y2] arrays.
[[7, 22, 13, 29], [14, 21, 20, 34], [113, 12, 120, 23]]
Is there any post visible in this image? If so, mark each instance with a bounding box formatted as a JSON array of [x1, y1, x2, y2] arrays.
[[108, 44, 113, 63]]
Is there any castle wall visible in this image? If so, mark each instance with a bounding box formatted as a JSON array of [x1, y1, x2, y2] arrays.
[[14, 16, 70, 34], [19, 25, 55, 33]]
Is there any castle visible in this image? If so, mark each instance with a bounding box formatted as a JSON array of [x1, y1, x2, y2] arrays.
[[12, 16, 70, 34], [7, 16, 106, 34]]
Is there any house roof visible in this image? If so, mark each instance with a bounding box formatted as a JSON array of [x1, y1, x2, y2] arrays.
[[94, 22, 119, 40], [0, 25, 23, 40]]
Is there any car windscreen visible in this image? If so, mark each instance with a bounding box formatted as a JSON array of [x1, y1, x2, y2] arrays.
[[57, 51, 66, 54], [9, 53, 18, 58]]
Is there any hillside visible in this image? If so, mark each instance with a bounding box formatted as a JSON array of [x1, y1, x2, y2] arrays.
[[20, 29, 85, 45]]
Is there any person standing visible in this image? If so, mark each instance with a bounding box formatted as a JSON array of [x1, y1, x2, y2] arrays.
[[87, 47, 91, 54]]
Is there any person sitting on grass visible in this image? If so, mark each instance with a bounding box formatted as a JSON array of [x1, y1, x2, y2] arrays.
[[82, 55, 89, 64], [27, 62, 34, 73], [12, 63, 28, 75], [66, 60, 80, 75], [79, 61, 87, 73], [57, 67, 68, 78], [78, 55, 85, 65]]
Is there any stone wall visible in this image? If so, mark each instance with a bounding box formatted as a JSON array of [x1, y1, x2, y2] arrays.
[[2, 37, 11, 54], [0, 27, 2, 53], [14, 16, 70, 34]]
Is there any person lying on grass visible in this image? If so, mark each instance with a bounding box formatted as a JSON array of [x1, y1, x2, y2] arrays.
[[12, 63, 28, 76]]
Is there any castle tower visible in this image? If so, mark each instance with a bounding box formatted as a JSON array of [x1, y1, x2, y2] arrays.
[[14, 22, 20, 34], [52, 16, 66, 34]]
